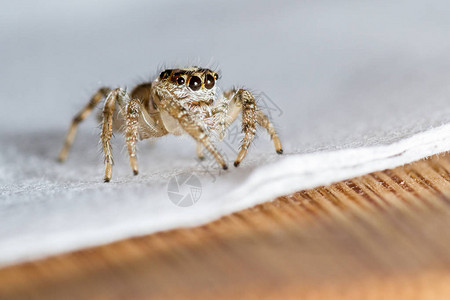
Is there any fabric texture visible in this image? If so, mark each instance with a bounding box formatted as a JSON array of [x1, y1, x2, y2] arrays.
[[1, 0, 450, 266]]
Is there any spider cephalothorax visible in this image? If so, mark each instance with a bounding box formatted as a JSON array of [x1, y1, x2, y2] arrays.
[[59, 66, 283, 182]]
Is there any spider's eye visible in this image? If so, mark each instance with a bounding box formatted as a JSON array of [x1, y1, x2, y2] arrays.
[[160, 70, 171, 80], [214, 73, 219, 80], [189, 76, 201, 91], [176, 77, 185, 85], [205, 74, 215, 89]]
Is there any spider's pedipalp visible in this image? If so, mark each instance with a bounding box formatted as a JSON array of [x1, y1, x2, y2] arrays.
[[159, 96, 228, 170]]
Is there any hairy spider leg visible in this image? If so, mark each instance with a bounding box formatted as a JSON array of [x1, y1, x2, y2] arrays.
[[58, 87, 110, 162], [220, 89, 283, 167]]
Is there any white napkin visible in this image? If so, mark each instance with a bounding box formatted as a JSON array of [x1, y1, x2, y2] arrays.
[[1, 0, 450, 267]]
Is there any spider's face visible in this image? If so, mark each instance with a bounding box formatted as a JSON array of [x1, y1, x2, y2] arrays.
[[157, 67, 219, 105]]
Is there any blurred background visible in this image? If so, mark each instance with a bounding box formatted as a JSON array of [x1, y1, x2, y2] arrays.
[[2, 0, 450, 151]]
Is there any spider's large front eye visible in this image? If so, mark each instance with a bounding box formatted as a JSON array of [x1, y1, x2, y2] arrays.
[[189, 76, 202, 91], [205, 74, 215, 89], [176, 77, 185, 85]]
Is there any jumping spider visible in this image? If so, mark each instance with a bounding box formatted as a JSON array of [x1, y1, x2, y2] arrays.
[[58, 67, 283, 182]]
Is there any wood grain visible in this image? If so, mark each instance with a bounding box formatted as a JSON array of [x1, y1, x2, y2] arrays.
[[1, 153, 450, 299]]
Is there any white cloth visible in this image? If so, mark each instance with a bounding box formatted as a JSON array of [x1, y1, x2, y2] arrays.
[[1, 0, 450, 267]]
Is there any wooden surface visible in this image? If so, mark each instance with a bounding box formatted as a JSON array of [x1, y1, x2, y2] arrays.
[[2, 153, 450, 299]]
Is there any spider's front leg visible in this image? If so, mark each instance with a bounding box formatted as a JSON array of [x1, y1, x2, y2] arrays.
[[161, 98, 228, 170], [225, 89, 283, 167]]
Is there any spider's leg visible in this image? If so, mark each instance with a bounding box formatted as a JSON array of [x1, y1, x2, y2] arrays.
[[125, 99, 140, 175], [58, 87, 110, 162], [224, 89, 283, 167], [256, 110, 283, 154], [101, 89, 121, 182], [196, 142, 205, 160], [161, 98, 228, 170], [232, 89, 257, 167], [123, 98, 167, 176]]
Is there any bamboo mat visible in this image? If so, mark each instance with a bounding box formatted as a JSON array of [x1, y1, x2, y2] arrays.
[[2, 153, 450, 299]]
